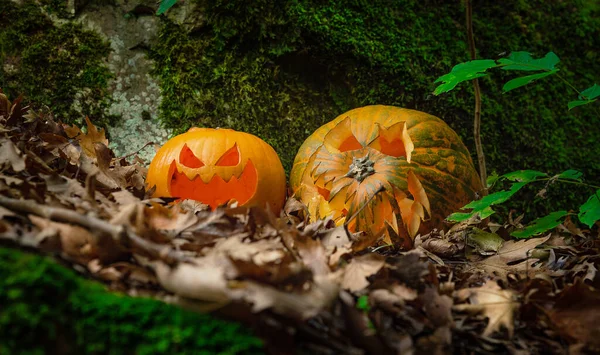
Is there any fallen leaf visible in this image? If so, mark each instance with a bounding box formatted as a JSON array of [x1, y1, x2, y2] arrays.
[[154, 257, 231, 304], [572, 261, 597, 283], [234, 272, 342, 319], [77, 116, 109, 158], [342, 253, 386, 292], [95, 142, 139, 189], [28, 215, 97, 261], [111, 190, 140, 205], [548, 279, 600, 348], [0, 205, 15, 218], [0, 138, 25, 172], [421, 286, 453, 327], [145, 203, 198, 235], [0, 92, 10, 118], [295, 234, 330, 276], [385, 252, 429, 290], [473, 235, 550, 281], [320, 224, 353, 266], [454, 280, 518, 337]]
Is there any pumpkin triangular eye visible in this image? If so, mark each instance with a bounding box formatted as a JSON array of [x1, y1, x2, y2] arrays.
[[179, 144, 204, 168], [216, 144, 240, 166], [368, 122, 414, 162], [324, 116, 363, 152]]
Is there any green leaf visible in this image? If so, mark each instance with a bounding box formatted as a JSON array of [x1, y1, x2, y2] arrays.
[[446, 211, 474, 222], [157, 0, 177, 15], [478, 206, 496, 219], [446, 206, 495, 223], [580, 84, 600, 100], [502, 70, 559, 92], [486, 172, 500, 188], [463, 182, 528, 211], [356, 295, 370, 311], [433, 60, 499, 95], [578, 190, 600, 228], [511, 211, 568, 238], [502, 170, 547, 182], [568, 99, 597, 110], [568, 84, 600, 110], [499, 51, 560, 71], [558, 169, 583, 181]]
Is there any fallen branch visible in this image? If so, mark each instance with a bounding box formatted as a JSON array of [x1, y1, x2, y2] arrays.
[[0, 195, 190, 265]]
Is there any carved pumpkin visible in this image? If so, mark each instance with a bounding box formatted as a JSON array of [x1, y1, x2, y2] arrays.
[[147, 127, 286, 212], [290, 105, 482, 248]]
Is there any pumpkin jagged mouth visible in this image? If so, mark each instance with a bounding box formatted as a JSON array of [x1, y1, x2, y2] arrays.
[[168, 160, 258, 209]]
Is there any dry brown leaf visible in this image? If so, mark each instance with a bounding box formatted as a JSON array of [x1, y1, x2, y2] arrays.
[[42, 173, 114, 210], [0, 91, 10, 118], [111, 190, 141, 205], [295, 234, 330, 276], [155, 245, 340, 319], [417, 232, 463, 258], [473, 235, 550, 281], [78, 153, 120, 190], [454, 280, 518, 337], [548, 279, 600, 348], [573, 261, 597, 283], [342, 253, 386, 292], [0, 138, 25, 172], [320, 225, 353, 267], [145, 203, 198, 235], [155, 255, 232, 304], [232, 272, 342, 319], [370, 283, 419, 310], [0, 205, 14, 218], [58, 141, 81, 165], [94, 142, 139, 190], [28, 215, 97, 260], [421, 286, 453, 327], [77, 116, 109, 158]]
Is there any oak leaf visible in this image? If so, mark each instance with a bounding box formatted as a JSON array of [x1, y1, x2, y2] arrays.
[[473, 235, 550, 281], [454, 280, 518, 337], [342, 253, 385, 292], [69, 116, 109, 159]]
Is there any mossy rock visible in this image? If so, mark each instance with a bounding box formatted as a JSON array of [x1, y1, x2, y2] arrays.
[[0, 246, 264, 354], [0, 0, 114, 127]]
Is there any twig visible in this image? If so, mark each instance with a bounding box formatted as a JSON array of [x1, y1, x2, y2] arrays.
[[466, 0, 488, 196], [0, 195, 190, 265], [115, 141, 156, 162]]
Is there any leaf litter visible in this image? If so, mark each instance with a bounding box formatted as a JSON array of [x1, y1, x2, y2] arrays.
[[1, 94, 600, 353]]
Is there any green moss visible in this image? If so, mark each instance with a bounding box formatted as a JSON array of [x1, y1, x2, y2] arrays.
[[0, 0, 114, 127], [149, 16, 340, 173], [0, 246, 264, 354], [39, 0, 70, 18], [151, 0, 599, 214]]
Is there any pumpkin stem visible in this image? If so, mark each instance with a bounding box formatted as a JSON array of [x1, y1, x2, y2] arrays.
[[345, 154, 375, 182]]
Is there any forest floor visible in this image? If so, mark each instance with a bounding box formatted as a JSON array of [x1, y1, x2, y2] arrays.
[[1, 95, 599, 354]]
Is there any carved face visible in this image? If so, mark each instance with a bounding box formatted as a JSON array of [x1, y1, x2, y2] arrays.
[[147, 128, 286, 212], [290, 105, 482, 249]]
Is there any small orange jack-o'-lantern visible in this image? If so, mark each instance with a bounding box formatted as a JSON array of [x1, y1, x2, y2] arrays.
[[147, 127, 286, 212]]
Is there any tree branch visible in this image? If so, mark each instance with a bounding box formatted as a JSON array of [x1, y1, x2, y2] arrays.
[[0, 195, 190, 265], [466, 0, 488, 196]]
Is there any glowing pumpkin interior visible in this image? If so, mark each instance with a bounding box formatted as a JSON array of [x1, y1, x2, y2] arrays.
[[167, 143, 259, 209]]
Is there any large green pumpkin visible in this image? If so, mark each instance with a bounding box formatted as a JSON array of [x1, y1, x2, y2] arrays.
[[290, 105, 482, 248]]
